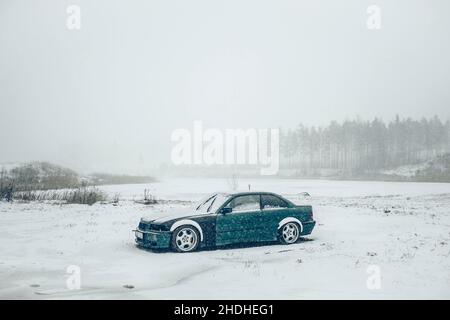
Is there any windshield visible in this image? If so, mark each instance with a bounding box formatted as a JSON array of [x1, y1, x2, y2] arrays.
[[195, 193, 230, 214]]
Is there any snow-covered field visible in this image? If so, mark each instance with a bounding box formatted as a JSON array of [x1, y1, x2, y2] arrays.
[[0, 178, 449, 299]]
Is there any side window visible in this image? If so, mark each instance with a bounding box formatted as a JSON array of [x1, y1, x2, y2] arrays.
[[261, 195, 289, 210], [227, 195, 260, 213]]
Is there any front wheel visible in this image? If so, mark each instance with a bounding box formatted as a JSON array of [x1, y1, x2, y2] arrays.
[[171, 226, 200, 253], [279, 222, 300, 245]]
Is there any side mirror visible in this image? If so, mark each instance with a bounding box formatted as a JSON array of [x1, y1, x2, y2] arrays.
[[220, 207, 232, 214]]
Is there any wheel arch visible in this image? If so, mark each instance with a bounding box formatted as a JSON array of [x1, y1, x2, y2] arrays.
[[170, 219, 204, 241], [278, 217, 303, 233]]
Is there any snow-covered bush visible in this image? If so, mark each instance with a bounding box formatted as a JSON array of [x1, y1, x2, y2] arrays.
[[12, 187, 106, 205]]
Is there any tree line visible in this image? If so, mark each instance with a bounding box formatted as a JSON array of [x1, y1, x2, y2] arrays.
[[280, 115, 450, 177]]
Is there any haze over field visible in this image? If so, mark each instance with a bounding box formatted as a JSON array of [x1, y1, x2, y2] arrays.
[[1, 0, 450, 174]]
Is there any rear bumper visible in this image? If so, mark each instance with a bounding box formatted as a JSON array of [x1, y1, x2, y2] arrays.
[[134, 229, 172, 249], [301, 220, 316, 235]]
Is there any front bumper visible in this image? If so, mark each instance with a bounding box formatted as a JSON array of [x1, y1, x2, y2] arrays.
[[301, 220, 316, 235], [134, 229, 172, 249]]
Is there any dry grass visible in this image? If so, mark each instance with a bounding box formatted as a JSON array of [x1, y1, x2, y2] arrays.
[[12, 187, 107, 205]]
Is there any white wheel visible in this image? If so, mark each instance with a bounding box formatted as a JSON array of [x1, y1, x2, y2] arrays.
[[280, 222, 299, 244], [172, 226, 199, 252]]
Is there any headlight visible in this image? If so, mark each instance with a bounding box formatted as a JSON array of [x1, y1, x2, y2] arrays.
[[150, 224, 168, 231], [135, 230, 143, 239]]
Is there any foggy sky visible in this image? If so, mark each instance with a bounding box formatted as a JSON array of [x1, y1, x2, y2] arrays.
[[1, 0, 449, 174]]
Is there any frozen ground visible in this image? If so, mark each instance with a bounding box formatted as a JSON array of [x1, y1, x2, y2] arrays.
[[0, 178, 449, 299]]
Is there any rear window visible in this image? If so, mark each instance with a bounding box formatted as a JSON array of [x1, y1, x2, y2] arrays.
[[261, 195, 289, 209]]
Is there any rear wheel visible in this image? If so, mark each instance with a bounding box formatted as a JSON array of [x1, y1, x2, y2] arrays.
[[171, 226, 200, 253], [279, 222, 300, 244]]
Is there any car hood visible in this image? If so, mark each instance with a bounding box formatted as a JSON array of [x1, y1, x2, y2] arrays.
[[141, 207, 200, 224]]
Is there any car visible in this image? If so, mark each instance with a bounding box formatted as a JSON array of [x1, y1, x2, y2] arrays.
[[134, 191, 316, 253]]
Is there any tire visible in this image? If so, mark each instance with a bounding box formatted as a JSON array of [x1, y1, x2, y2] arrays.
[[279, 222, 300, 245], [171, 225, 200, 253]]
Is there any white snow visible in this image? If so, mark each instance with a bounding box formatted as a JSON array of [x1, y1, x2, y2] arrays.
[[0, 178, 449, 299], [99, 177, 450, 199], [381, 163, 430, 177]]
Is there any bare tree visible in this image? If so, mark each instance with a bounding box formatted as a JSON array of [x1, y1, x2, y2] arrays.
[[227, 173, 239, 191]]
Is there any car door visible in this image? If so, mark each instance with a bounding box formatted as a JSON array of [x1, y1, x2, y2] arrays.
[[258, 194, 293, 241], [215, 194, 262, 246]]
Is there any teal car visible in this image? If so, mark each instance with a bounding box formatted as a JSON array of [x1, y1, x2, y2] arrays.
[[134, 192, 315, 253]]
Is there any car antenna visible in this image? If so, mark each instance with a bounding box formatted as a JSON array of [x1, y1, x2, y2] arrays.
[[248, 184, 251, 190]]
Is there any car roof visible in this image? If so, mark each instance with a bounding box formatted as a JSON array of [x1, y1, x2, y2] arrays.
[[223, 191, 283, 197], [203, 191, 295, 209]]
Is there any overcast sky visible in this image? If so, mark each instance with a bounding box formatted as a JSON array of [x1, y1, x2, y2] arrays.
[[0, 0, 449, 174]]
